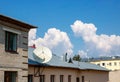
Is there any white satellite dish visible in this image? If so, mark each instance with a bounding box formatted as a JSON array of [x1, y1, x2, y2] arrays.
[[33, 46, 52, 63]]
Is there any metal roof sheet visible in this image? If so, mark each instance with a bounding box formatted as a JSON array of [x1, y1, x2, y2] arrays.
[[28, 47, 108, 71], [73, 61, 108, 71]]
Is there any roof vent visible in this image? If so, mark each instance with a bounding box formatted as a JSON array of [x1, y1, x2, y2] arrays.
[[68, 58, 73, 63]]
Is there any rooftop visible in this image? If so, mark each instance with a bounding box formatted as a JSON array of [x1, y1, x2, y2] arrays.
[[28, 47, 109, 71], [88, 56, 120, 62], [0, 14, 37, 29]]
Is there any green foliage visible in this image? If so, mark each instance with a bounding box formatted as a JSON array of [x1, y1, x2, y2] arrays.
[[73, 55, 81, 61]]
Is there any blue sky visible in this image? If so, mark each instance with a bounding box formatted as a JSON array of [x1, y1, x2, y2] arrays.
[[1, 0, 120, 58]]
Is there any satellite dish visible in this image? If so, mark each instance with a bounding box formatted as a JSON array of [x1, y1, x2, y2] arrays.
[[33, 46, 52, 63]]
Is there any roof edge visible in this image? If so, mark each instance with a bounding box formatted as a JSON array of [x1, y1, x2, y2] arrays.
[[0, 14, 37, 29]]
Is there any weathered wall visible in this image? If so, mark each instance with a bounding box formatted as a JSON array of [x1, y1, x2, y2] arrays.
[[109, 70, 120, 82], [91, 60, 120, 71], [81, 70, 109, 82], [0, 22, 29, 82], [28, 66, 109, 82]]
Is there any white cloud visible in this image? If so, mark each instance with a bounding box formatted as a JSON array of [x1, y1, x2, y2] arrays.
[[78, 50, 88, 58], [29, 28, 73, 55], [71, 20, 120, 57], [28, 29, 37, 46]]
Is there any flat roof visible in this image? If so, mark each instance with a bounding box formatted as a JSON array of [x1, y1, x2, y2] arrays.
[[90, 57, 120, 62], [0, 14, 37, 29]]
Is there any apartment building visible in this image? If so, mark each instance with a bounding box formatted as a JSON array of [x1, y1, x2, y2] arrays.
[[0, 15, 36, 82], [90, 57, 120, 71], [89, 57, 120, 82]]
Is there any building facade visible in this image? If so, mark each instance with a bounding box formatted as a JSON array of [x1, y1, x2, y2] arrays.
[[90, 57, 120, 82], [28, 47, 109, 82], [109, 70, 120, 82], [28, 65, 109, 82], [90, 57, 120, 71], [0, 15, 36, 82]]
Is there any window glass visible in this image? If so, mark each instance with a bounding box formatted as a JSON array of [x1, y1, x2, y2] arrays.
[[68, 75, 71, 82], [114, 62, 117, 66], [76, 77, 79, 82], [40, 75, 45, 82], [60, 75, 64, 82], [4, 71, 17, 82], [109, 62, 112, 66], [28, 75, 33, 82], [82, 76, 84, 82], [97, 63, 100, 66], [5, 31, 17, 52], [102, 63, 105, 66], [50, 75, 55, 82]]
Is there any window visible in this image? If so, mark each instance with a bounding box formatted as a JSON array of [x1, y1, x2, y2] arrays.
[[76, 77, 79, 82], [102, 63, 105, 66], [60, 75, 64, 82], [5, 31, 17, 52], [28, 75, 33, 82], [68, 75, 71, 82], [40, 75, 45, 82], [50, 75, 55, 82], [97, 63, 100, 66], [114, 62, 117, 66], [4, 71, 17, 82], [109, 62, 112, 66], [82, 76, 84, 82]]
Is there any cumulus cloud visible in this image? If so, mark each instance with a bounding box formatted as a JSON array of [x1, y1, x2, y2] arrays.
[[28, 29, 37, 46], [29, 28, 73, 55], [71, 20, 120, 57], [78, 50, 88, 58]]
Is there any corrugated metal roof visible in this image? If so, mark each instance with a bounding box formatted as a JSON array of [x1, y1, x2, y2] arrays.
[[46, 54, 79, 69], [73, 61, 108, 71], [28, 58, 40, 65], [28, 58, 48, 66], [28, 47, 109, 71]]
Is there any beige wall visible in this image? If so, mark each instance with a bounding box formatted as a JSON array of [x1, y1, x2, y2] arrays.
[[29, 65, 109, 82], [81, 70, 109, 82], [109, 70, 120, 82], [0, 22, 29, 82], [90, 60, 120, 71]]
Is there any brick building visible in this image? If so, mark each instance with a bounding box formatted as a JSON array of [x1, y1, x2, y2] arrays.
[[0, 15, 36, 82]]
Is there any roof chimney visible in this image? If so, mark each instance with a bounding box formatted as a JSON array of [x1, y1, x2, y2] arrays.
[[68, 58, 73, 63], [32, 44, 36, 48], [63, 53, 68, 62]]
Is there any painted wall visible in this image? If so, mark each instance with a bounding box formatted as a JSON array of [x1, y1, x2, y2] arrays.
[[81, 70, 109, 82], [90, 60, 120, 71], [109, 70, 120, 82], [28, 65, 109, 82]]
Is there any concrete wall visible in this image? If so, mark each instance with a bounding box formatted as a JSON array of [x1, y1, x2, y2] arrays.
[[90, 60, 120, 71], [81, 70, 109, 82], [109, 70, 120, 82], [28, 66, 109, 82], [0, 21, 29, 82]]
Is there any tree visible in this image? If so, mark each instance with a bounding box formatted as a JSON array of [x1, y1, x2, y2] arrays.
[[73, 55, 81, 61]]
